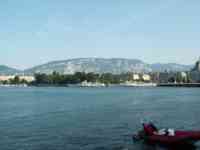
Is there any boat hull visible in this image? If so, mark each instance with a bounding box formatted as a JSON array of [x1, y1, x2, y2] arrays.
[[134, 123, 200, 146]]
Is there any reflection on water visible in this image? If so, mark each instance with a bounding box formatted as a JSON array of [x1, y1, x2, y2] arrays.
[[0, 87, 200, 150]]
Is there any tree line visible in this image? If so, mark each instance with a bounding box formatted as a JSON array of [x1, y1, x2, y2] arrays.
[[0, 76, 28, 85], [31, 71, 135, 86], [0, 71, 195, 86]]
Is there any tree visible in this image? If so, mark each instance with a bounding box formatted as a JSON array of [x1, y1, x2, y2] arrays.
[[9, 76, 20, 84], [34, 73, 49, 84], [86, 72, 99, 82], [175, 73, 182, 83], [186, 73, 192, 83]]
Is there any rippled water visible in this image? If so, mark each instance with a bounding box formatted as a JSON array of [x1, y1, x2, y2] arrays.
[[0, 87, 200, 150]]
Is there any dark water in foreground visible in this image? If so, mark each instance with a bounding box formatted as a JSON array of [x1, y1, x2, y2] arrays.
[[0, 87, 200, 150]]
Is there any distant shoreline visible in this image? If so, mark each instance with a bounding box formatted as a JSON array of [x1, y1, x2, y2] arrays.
[[2, 83, 200, 88], [157, 83, 200, 87]]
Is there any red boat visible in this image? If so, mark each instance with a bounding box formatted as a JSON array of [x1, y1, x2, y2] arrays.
[[133, 123, 200, 146]]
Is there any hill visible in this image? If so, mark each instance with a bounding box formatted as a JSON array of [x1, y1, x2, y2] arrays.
[[0, 65, 21, 75], [24, 58, 192, 74]]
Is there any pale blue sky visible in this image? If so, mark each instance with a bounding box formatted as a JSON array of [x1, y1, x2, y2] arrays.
[[0, 0, 200, 69]]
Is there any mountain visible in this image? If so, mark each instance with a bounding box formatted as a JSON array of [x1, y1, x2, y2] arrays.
[[25, 58, 151, 74], [24, 58, 192, 75], [0, 65, 21, 75]]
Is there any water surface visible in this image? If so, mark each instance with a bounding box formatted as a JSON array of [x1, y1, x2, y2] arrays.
[[0, 87, 200, 150]]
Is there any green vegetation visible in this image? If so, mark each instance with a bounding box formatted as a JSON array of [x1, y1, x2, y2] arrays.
[[0, 76, 28, 85], [0, 70, 196, 86], [32, 71, 133, 86]]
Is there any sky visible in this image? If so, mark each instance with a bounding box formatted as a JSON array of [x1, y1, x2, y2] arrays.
[[0, 0, 200, 69]]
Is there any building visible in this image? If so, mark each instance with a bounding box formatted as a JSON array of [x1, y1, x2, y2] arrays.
[[133, 74, 140, 81], [142, 74, 151, 81], [158, 72, 177, 83], [190, 72, 200, 83], [150, 72, 160, 83], [190, 59, 200, 83]]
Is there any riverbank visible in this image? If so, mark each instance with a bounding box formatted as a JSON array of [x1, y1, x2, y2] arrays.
[[157, 83, 200, 87], [0, 84, 28, 87], [31, 82, 157, 88], [2, 83, 200, 88]]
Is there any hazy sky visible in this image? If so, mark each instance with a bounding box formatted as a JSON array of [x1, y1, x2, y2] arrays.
[[1, 0, 200, 69]]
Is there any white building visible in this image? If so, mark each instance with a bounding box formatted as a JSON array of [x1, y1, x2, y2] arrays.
[[133, 74, 140, 81], [142, 74, 151, 81]]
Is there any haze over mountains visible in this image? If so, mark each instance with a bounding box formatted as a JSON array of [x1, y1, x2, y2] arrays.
[[0, 58, 193, 75], [0, 65, 21, 75]]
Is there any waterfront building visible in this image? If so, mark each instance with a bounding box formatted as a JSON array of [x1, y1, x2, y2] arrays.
[[190, 59, 200, 83], [158, 72, 168, 83], [190, 72, 200, 83], [133, 74, 140, 81], [158, 72, 177, 83], [150, 72, 160, 83], [142, 74, 151, 82]]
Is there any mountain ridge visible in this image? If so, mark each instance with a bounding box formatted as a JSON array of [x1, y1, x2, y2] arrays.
[[0, 58, 193, 75], [0, 65, 21, 75], [24, 58, 192, 75]]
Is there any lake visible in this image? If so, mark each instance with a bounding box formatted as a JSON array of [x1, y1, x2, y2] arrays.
[[0, 87, 200, 150]]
